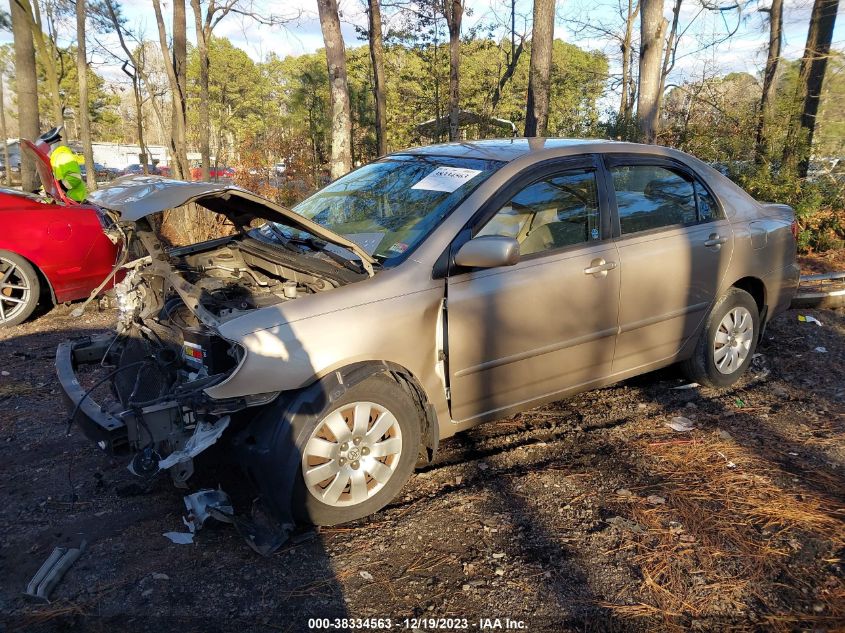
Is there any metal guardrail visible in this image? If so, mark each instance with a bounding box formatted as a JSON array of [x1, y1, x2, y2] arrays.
[[791, 271, 845, 309]]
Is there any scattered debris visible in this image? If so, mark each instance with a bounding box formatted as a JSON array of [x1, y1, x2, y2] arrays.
[[665, 417, 695, 432], [183, 488, 234, 533], [157, 417, 231, 470], [606, 516, 645, 534], [672, 382, 699, 390], [815, 346, 828, 353], [24, 541, 86, 601], [716, 451, 737, 469], [797, 314, 823, 326], [163, 532, 194, 545], [1, 370, 9, 377], [359, 571, 374, 581], [229, 499, 295, 557]]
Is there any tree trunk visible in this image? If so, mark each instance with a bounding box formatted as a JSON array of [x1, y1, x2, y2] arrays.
[[619, 0, 639, 135], [636, 0, 667, 143], [658, 0, 681, 97], [316, 0, 352, 180], [16, 0, 63, 126], [10, 0, 40, 192], [781, 0, 839, 178], [445, 0, 463, 141], [524, 0, 555, 137], [190, 0, 211, 180], [173, 0, 188, 179], [0, 75, 11, 187], [754, 0, 782, 163], [76, 0, 96, 191], [367, 0, 388, 156], [151, 0, 190, 180]]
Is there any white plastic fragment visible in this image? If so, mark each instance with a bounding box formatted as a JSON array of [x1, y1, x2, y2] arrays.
[[359, 571, 374, 581], [814, 346, 828, 353], [665, 417, 695, 432], [163, 532, 194, 545], [672, 382, 700, 390], [716, 451, 737, 469], [158, 416, 230, 470]]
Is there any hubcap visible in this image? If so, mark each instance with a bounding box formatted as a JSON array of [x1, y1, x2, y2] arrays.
[[302, 401, 403, 507], [0, 257, 31, 324], [713, 306, 753, 374]]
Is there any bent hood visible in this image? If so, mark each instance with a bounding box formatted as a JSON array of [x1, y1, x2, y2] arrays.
[[88, 175, 376, 268]]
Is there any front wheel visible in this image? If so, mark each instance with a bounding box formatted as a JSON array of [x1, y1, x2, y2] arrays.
[[0, 251, 41, 327], [254, 373, 422, 526], [682, 287, 760, 388]]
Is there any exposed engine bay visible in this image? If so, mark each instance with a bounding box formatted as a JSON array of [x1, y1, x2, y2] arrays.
[[73, 216, 367, 485]]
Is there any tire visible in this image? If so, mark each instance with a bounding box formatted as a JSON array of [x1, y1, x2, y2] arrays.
[[0, 250, 41, 327], [255, 373, 421, 527], [682, 287, 760, 388]]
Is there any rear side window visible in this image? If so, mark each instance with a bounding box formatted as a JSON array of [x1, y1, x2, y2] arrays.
[[611, 165, 697, 234], [695, 181, 723, 222]]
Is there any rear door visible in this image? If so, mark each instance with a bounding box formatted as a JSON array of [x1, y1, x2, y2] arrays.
[[604, 156, 734, 374], [445, 157, 620, 423]]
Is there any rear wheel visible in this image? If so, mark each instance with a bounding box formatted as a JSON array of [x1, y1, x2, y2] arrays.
[[682, 287, 759, 388], [0, 251, 40, 327]]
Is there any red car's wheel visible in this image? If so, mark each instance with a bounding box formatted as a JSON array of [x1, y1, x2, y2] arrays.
[[0, 250, 41, 327]]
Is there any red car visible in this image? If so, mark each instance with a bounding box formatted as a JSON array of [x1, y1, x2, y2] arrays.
[[0, 140, 121, 327], [189, 165, 235, 181]]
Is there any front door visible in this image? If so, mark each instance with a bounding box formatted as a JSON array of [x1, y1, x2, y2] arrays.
[[446, 162, 620, 423]]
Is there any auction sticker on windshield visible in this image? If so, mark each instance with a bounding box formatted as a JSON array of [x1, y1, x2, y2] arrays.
[[411, 166, 482, 193]]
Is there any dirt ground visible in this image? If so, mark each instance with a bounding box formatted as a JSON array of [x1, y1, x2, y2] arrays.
[[1, 278, 844, 632]]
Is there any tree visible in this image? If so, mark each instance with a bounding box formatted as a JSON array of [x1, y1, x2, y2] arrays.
[[316, 0, 352, 179], [10, 0, 40, 191], [618, 0, 640, 135], [636, 0, 666, 143], [444, 0, 463, 140], [14, 0, 66, 126], [76, 0, 95, 190], [0, 46, 12, 186], [524, 0, 554, 136], [151, 0, 190, 179], [754, 0, 782, 163], [367, 0, 388, 155], [781, 0, 840, 177]]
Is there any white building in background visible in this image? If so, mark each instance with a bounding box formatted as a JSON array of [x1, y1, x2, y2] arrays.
[[91, 142, 170, 169]]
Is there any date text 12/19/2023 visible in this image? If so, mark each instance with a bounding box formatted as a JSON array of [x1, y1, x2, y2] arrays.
[[307, 618, 528, 630]]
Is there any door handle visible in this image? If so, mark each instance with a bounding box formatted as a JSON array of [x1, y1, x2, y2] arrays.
[[584, 258, 617, 277], [704, 234, 728, 248]]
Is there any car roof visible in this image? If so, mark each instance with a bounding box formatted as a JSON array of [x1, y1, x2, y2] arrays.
[[400, 137, 728, 166], [402, 138, 627, 162]]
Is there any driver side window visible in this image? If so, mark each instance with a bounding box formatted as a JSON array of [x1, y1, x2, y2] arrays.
[[477, 169, 601, 256]]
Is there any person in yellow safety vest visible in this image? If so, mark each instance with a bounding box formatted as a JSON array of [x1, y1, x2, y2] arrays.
[[49, 145, 87, 202]]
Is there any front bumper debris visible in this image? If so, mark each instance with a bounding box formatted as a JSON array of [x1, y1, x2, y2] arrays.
[[56, 334, 243, 484], [56, 336, 128, 454]]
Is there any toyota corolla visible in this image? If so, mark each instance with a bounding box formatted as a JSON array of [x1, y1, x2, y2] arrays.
[[57, 139, 799, 526]]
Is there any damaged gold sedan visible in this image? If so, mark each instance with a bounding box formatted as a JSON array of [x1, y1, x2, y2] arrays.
[[57, 139, 800, 526]]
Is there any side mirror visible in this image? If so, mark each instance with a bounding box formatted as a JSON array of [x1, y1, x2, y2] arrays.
[[454, 235, 520, 269]]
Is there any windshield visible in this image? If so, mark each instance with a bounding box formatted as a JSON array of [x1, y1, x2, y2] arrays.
[[262, 154, 503, 264]]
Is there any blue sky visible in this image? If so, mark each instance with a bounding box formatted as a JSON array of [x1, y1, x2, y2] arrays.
[[2, 0, 843, 103]]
